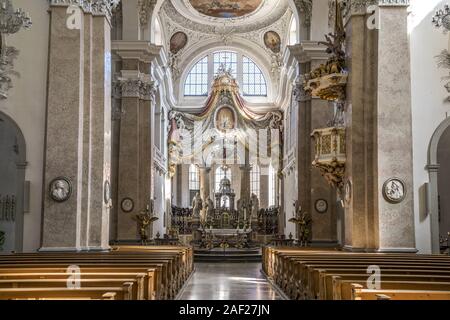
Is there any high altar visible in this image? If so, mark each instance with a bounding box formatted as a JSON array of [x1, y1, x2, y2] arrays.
[[168, 67, 283, 248]]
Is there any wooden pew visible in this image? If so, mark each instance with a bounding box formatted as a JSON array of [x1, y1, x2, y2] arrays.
[[0, 256, 173, 299], [0, 247, 193, 299], [318, 268, 450, 300], [0, 268, 157, 300], [288, 259, 450, 299], [0, 245, 193, 300], [263, 246, 450, 301], [333, 276, 450, 300], [351, 284, 450, 300], [0, 283, 134, 300], [0, 278, 144, 300], [0, 272, 151, 299]]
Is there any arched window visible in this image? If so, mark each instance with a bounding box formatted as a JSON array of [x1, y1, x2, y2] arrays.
[[215, 166, 231, 192], [250, 164, 260, 199], [184, 56, 208, 96], [289, 16, 298, 45], [213, 51, 237, 77], [268, 164, 276, 207], [243, 56, 267, 96], [183, 51, 267, 97], [154, 18, 163, 46]]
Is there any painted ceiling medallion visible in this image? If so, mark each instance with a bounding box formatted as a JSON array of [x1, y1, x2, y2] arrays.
[[189, 0, 263, 18]]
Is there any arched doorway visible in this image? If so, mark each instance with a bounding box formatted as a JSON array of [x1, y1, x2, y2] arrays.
[[427, 118, 450, 253], [437, 126, 450, 250], [0, 112, 26, 252]]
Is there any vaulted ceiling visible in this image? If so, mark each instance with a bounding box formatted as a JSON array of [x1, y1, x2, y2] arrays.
[[159, 0, 293, 95]]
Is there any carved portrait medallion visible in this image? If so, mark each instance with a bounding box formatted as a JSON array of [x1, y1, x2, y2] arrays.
[[315, 199, 328, 214], [383, 178, 406, 204], [49, 177, 72, 203], [121, 198, 134, 213]]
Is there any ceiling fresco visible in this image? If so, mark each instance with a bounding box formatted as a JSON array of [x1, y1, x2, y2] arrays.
[[188, 0, 264, 18]]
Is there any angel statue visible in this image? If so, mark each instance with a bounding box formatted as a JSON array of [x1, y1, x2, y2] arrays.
[[134, 200, 159, 244], [289, 203, 312, 247]]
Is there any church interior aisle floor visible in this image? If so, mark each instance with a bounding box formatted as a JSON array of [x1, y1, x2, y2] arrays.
[[178, 263, 283, 300]]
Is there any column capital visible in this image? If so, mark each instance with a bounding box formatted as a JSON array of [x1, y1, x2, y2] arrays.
[[342, 0, 410, 18], [114, 78, 158, 101], [293, 77, 311, 102], [138, 0, 158, 28], [377, 0, 410, 7], [49, 0, 121, 21], [49, 0, 121, 14]]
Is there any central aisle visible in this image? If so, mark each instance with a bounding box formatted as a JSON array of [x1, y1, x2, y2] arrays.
[[178, 262, 283, 300]]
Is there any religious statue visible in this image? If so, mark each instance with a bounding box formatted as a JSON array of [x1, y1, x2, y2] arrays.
[[134, 200, 159, 244], [192, 193, 203, 218], [289, 204, 312, 247], [237, 198, 248, 221], [250, 193, 259, 220], [205, 197, 214, 219]]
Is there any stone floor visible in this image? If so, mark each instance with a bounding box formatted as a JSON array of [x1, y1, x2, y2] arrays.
[[178, 262, 283, 300]]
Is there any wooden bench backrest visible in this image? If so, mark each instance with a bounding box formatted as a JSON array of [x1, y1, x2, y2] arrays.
[[0, 282, 134, 300], [351, 284, 450, 300]]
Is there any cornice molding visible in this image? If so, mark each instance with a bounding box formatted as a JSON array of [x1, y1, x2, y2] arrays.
[[288, 41, 330, 64], [49, 0, 121, 19], [112, 40, 162, 63]]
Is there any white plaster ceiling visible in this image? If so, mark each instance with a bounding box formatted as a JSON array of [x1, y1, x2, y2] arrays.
[[168, 0, 289, 31]]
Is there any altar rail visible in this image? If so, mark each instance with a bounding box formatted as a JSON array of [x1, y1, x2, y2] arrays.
[[171, 206, 279, 236]]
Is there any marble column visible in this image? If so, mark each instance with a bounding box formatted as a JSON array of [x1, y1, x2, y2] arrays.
[[344, 4, 376, 251], [376, 1, 415, 252], [199, 166, 211, 203], [289, 42, 337, 243], [112, 42, 159, 240], [41, 1, 118, 251], [240, 165, 251, 205], [344, 0, 415, 252]]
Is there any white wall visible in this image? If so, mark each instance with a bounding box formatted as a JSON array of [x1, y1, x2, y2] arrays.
[[410, 0, 450, 253], [0, 0, 49, 252]]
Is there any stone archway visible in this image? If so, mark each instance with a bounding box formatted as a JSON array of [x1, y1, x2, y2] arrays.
[[0, 111, 27, 252], [427, 117, 450, 253]]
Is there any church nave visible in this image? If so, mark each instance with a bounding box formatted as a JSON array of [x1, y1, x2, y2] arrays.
[[1, 0, 450, 305]]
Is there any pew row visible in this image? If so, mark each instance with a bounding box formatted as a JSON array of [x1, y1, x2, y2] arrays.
[[0, 245, 193, 300], [263, 246, 450, 300]]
